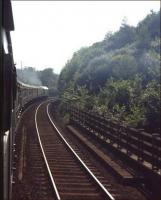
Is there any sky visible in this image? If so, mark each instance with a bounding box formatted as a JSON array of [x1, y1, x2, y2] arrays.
[[11, 1, 160, 74]]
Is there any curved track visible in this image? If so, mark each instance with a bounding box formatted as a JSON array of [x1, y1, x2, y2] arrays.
[[35, 101, 115, 200]]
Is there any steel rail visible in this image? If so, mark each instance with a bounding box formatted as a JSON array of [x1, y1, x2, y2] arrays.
[[35, 102, 61, 200], [47, 103, 115, 200]]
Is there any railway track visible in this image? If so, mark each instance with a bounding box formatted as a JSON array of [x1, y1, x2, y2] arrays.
[[12, 102, 55, 200], [13, 100, 148, 200], [35, 101, 116, 200]]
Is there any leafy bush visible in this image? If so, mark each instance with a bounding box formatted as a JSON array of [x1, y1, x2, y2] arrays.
[[58, 10, 160, 133]]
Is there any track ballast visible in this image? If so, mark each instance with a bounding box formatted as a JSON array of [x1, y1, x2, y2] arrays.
[[35, 101, 115, 200], [12, 100, 148, 200]]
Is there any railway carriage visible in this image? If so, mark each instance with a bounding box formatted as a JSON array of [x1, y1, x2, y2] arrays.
[[16, 81, 48, 112], [1, 0, 15, 199], [1, 0, 48, 199]]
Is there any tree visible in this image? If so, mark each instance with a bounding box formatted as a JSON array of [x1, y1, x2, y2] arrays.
[[110, 54, 138, 79], [57, 10, 160, 133], [140, 81, 160, 132], [38, 68, 58, 88]]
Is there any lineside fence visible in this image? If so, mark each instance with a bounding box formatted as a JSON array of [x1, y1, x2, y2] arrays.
[[68, 106, 161, 173]]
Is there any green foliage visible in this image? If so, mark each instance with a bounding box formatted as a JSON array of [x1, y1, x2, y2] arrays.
[[76, 54, 112, 92], [136, 10, 160, 49], [38, 68, 58, 88], [124, 105, 145, 127], [140, 81, 160, 131], [138, 50, 160, 85], [60, 84, 92, 110], [58, 47, 105, 92], [110, 54, 138, 79], [104, 23, 136, 50], [58, 10, 160, 133]]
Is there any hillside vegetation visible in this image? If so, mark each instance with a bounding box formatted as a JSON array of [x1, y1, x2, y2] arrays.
[[58, 10, 160, 133]]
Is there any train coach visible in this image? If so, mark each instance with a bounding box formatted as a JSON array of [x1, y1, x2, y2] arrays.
[[16, 80, 48, 114], [1, 0, 48, 199]]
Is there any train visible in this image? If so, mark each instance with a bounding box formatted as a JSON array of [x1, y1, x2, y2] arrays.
[[1, 0, 48, 199], [16, 80, 48, 114]]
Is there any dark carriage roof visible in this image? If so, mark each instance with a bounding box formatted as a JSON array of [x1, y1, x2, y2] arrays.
[[2, 0, 14, 31]]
